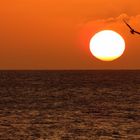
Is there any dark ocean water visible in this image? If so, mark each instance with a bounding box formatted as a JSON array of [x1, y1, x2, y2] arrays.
[[0, 70, 140, 140]]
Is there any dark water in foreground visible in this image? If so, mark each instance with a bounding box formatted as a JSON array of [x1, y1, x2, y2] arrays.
[[0, 70, 140, 140]]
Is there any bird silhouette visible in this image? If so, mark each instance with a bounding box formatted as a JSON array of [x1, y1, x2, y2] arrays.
[[123, 20, 140, 35]]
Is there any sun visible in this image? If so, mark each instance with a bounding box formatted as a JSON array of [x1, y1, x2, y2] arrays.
[[89, 30, 125, 61]]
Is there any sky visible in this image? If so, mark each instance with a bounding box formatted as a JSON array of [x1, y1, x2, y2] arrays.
[[0, 0, 140, 69]]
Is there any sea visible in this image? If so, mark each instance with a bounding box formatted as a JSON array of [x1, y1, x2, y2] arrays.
[[0, 70, 139, 140]]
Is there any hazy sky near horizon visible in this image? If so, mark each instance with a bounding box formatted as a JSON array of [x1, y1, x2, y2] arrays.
[[0, 0, 140, 69]]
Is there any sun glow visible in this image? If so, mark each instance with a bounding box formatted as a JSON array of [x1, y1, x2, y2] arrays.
[[90, 30, 125, 61]]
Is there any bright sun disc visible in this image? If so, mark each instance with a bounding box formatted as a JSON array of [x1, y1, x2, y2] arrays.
[[90, 30, 125, 61]]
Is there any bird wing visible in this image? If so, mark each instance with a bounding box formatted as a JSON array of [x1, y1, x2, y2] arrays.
[[134, 30, 140, 35], [123, 20, 133, 30]]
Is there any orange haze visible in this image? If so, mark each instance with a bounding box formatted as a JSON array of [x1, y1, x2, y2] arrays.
[[0, 0, 140, 69]]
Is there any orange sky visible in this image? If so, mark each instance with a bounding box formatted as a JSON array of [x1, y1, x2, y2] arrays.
[[0, 0, 140, 69]]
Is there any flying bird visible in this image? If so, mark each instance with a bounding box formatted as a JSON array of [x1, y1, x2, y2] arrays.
[[123, 20, 140, 35]]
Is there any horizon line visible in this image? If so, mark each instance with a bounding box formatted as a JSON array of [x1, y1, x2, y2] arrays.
[[0, 69, 140, 71]]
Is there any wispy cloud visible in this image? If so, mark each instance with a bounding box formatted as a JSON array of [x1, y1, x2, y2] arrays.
[[81, 14, 140, 25]]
